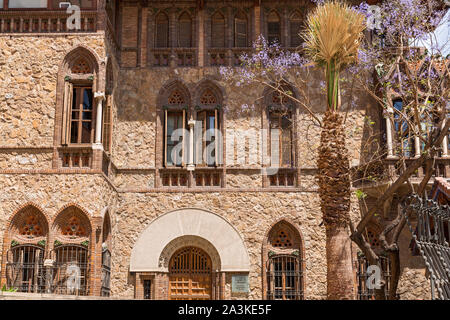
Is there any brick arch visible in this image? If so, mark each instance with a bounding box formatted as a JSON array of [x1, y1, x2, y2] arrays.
[[262, 218, 305, 299], [157, 79, 191, 109], [6, 203, 49, 243], [193, 79, 224, 106], [60, 45, 100, 78], [51, 204, 92, 243], [159, 235, 221, 272]]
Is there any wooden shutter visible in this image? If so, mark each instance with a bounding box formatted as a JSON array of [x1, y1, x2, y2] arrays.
[[102, 95, 112, 153], [211, 13, 225, 48], [235, 18, 247, 47], [156, 14, 169, 48], [61, 82, 73, 145], [178, 13, 192, 47]]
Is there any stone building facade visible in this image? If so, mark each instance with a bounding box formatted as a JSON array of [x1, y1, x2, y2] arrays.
[[0, 0, 444, 300]]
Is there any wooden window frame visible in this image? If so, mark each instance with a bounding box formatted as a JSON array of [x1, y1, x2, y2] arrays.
[[66, 84, 96, 146], [211, 12, 226, 48], [155, 12, 170, 48], [267, 11, 281, 45], [164, 108, 186, 167], [102, 95, 113, 154], [195, 108, 219, 167], [268, 109, 293, 168], [178, 12, 193, 48], [289, 13, 303, 48], [234, 15, 248, 48]]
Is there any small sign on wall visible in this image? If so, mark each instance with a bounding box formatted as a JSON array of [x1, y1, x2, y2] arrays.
[[232, 275, 249, 293]]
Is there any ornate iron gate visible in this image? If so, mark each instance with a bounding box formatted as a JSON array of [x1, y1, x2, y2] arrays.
[[403, 195, 450, 300]]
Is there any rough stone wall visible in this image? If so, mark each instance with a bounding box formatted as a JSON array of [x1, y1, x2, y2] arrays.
[[112, 191, 327, 299], [0, 35, 106, 150], [0, 20, 431, 301]]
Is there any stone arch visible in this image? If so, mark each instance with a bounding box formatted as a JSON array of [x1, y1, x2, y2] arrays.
[[60, 45, 101, 85], [159, 235, 221, 272], [130, 208, 250, 272]]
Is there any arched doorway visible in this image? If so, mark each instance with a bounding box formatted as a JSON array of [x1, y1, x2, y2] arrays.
[[169, 246, 212, 300]]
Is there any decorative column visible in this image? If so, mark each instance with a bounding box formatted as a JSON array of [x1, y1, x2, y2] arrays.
[[93, 91, 106, 150], [385, 108, 394, 158], [441, 119, 448, 157], [187, 116, 196, 171], [93, 92, 105, 171]]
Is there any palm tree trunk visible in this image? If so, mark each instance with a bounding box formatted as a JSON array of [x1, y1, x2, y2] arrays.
[[318, 111, 355, 299]]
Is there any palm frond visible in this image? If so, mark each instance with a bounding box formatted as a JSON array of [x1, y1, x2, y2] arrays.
[[303, 1, 366, 69]]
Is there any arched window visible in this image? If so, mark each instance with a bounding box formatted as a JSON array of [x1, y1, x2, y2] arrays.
[[5, 205, 48, 293], [155, 12, 169, 48], [211, 12, 225, 48], [51, 206, 92, 296], [264, 221, 303, 300], [178, 12, 192, 47], [60, 48, 98, 148], [289, 12, 303, 47], [267, 11, 281, 44], [164, 89, 188, 167], [234, 12, 248, 47], [268, 90, 294, 168]]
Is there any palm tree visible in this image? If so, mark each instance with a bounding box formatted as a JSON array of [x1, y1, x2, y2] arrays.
[[303, 1, 365, 299]]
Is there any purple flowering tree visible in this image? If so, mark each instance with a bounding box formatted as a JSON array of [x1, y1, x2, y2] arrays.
[[347, 0, 449, 300], [221, 0, 448, 299]]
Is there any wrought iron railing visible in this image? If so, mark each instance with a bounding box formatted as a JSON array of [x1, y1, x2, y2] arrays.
[[50, 244, 90, 296], [6, 244, 46, 293], [266, 254, 303, 300], [403, 195, 450, 300]]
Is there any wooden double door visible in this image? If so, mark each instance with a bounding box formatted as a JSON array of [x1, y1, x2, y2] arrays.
[[169, 246, 212, 300]]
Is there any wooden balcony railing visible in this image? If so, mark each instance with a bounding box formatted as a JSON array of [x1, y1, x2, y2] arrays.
[[0, 11, 97, 33], [59, 147, 93, 169]]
